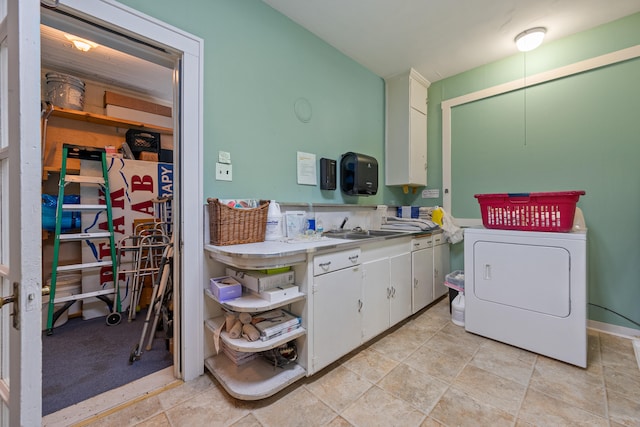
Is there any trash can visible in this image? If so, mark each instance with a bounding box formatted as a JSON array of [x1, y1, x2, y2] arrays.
[[444, 270, 465, 314]]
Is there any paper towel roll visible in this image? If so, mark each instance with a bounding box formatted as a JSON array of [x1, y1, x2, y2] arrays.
[[229, 320, 242, 338], [225, 313, 237, 332], [239, 312, 252, 325], [242, 323, 260, 342]]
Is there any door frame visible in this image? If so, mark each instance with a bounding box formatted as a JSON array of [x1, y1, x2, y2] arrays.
[[1, 0, 44, 425], [54, 0, 205, 384]]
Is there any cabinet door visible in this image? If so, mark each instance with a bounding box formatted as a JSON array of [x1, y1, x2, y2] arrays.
[[389, 252, 412, 326], [473, 241, 570, 316], [313, 266, 363, 372], [409, 108, 427, 185], [410, 77, 428, 114], [412, 247, 434, 313], [433, 241, 450, 300], [361, 258, 390, 342]]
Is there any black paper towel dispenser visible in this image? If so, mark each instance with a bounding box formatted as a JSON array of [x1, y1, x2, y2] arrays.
[[340, 152, 378, 196]]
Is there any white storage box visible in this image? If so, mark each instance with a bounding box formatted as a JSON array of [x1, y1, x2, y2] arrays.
[[210, 276, 242, 301], [225, 267, 294, 293], [256, 284, 299, 302]]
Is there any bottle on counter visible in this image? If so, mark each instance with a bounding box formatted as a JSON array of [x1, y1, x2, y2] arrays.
[[265, 200, 283, 241]]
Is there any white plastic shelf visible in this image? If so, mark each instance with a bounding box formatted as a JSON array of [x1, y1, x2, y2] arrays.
[[205, 316, 306, 353], [204, 288, 305, 313], [204, 355, 305, 401]]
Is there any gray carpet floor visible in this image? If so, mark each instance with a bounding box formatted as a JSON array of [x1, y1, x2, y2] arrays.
[[42, 307, 173, 416]]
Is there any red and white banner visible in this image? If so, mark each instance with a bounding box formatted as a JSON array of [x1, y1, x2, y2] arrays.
[[80, 157, 173, 319]]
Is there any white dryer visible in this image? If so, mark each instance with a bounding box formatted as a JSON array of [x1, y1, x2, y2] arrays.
[[464, 227, 587, 367]]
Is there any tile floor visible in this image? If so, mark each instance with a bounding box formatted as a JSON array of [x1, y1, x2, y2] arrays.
[[80, 298, 640, 427]]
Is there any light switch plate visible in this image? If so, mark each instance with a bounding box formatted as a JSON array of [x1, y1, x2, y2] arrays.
[[216, 162, 232, 181], [218, 151, 231, 164]]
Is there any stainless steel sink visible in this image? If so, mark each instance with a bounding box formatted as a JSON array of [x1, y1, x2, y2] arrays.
[[364, 230, 406, 237], [322, 229, 406, 240]]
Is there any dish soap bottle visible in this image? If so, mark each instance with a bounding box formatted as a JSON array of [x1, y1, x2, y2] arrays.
[[265, 200, 283, 241]]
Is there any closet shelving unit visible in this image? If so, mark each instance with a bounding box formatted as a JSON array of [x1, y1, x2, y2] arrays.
[[41, 104, 172, 175]]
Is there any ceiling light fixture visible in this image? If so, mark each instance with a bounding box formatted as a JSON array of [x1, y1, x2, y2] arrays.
[[514, 27, 546, 52], [63, 33, 98, 52]]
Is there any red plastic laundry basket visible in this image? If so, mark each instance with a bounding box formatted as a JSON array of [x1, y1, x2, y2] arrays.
[[474, 191, 585, 232]]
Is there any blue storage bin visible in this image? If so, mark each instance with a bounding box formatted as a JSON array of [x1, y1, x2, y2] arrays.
[[42, 194, 81, 231]]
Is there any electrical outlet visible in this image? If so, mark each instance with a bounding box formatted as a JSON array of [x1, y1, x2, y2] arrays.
[[216, 162, 232, 181]]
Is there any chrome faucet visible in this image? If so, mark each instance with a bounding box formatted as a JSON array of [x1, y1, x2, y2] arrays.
[[339, 217, 349, 230]]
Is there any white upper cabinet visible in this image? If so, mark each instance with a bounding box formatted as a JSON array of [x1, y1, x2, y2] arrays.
[[385, 68, 430, 192]]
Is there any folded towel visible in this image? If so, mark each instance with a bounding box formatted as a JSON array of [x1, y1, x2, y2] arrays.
[[382, 216, 439, 231]]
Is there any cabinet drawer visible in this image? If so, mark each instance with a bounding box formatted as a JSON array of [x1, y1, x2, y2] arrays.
[[432, 234, 446, 246], [313, 248, 361, 276], [412, 235, 433, 250]]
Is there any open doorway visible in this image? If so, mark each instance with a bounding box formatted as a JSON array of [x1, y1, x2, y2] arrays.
[[38, 2, 202, 420]]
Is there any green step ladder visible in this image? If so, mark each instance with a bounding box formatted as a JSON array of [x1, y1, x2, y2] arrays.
[[46, 144, 122, 335]]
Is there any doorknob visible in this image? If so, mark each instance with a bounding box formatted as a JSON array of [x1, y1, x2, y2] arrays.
[[1, 285, 50, 330], [0, 293, 15, 309], [0, 286, 49, 308]]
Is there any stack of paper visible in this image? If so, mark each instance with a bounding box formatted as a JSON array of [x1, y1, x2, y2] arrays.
[[252, 308, 301, 341], [220, 341, 258, 365]]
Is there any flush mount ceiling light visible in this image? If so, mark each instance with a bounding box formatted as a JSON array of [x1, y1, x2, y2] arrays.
[[515, 27, 546, 52], [64, 33, 98, 52]]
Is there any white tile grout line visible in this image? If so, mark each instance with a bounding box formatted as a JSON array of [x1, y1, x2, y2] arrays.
[[634, 339, 640, 372]]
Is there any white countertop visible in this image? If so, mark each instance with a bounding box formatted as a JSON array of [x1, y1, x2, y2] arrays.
[[205, 236, 351, 257], [204, 229, 441, 269]]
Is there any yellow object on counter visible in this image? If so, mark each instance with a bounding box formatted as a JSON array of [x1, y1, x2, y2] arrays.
[[432, 207, 444, 226]]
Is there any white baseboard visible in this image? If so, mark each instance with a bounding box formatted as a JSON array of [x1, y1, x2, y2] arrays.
[[588, 320, 640, 339], [634, 340, 640, 372]]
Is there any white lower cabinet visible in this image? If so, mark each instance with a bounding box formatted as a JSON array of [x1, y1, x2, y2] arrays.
[[389, 252, 412, 325], [412, 232, 450, 313], [411, 235, 434, 313], [312, 264, 362, 372], [433, 233, 450, 300], [361, 257, 390, 342], [361, 239, 412, 342], [311, 248, 362, 373], [203, 232, 446, 400]]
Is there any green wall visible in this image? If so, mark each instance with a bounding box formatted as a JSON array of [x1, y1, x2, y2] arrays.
[[117, 1, 639, 330], [117, 0, 401, 205], [427, 13, 640, 331]]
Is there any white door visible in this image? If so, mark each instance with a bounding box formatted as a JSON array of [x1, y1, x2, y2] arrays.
[[473, 241, 570, 317], [0, 0, 43, 425]]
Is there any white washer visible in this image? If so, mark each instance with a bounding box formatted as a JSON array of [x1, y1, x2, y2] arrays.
[[464, 227, 587, 367]]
